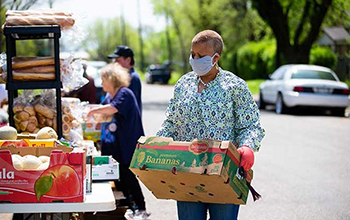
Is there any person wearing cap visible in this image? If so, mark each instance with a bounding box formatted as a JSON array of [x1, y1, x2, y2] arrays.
[[108, 45, 142, 114]]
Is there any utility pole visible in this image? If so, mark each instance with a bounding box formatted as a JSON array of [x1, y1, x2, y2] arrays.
[[165, 10, 172, 64], [120, 2, 128, 45], [137, 0, 145, 71]]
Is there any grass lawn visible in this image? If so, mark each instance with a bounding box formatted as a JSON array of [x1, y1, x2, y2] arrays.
[[246, 79, 265, 95]]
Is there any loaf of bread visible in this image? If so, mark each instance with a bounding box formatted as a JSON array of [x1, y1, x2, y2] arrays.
[[5, 15, 75, 29], [12, 72, 55, 81], [12, 57, 55, 69], [6, 10, 73, 17], [14, 65, 55, 73]]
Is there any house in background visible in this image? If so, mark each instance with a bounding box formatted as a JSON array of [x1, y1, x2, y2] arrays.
[[318, 26, 350, 80], [318, 26, 350, 55]]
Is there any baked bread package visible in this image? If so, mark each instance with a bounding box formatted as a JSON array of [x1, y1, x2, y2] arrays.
[[33, 90, 57, 131], [13, 91, 39, 133], [3, 9, 75, 29]]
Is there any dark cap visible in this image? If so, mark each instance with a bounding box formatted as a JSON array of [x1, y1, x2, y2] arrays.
[[108, 45, 134, 59]]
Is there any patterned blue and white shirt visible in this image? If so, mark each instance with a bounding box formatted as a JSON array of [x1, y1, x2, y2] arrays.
[[156, 68, 265, 151]]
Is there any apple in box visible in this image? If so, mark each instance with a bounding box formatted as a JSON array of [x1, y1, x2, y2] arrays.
[[35, 164, 81, 201], [0, 146, 85, 203]]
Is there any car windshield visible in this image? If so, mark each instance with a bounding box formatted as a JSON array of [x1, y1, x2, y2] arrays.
[[291, 70, 337, 81]]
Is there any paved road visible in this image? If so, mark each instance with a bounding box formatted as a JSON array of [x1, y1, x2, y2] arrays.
[[141, 82, 350, 220]]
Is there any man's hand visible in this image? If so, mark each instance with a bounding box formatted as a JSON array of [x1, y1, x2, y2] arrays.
[[237, 146, 254, 171]]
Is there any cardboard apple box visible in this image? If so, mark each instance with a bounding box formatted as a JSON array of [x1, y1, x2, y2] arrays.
[[0, 145, 86, 203], [0, 139, 60, 148], [130, 136, 253, 205]]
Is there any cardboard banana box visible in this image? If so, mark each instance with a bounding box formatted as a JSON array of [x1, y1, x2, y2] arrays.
[[130, 136, 253, 205]]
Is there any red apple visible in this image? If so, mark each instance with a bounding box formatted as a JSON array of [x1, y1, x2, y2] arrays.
[[35, 164, 80, 201]]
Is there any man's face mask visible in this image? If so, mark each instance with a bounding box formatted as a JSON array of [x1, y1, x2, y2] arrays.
[[189, 53, 218, 76]]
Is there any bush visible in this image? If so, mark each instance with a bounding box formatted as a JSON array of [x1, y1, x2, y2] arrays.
[[309, 46, 337, 70], [235, 40, 276, 80]]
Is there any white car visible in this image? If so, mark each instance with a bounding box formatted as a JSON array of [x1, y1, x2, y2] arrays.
[[258, 64, 350, 116]]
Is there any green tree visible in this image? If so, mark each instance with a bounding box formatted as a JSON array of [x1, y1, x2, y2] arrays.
[[152, 0, 270, 74], [251, 0, 349, 67], [82, 17, 143, 69], [153, 0, 196, 73]]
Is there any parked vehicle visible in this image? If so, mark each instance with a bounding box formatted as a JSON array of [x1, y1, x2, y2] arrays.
[[145, 61, 171, 84], [258, 64, 350, 116]]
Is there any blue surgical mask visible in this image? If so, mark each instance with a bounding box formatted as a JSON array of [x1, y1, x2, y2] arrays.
[[189, 53, 218, 76]]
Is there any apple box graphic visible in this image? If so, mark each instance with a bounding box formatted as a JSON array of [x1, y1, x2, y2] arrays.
[[0, 147, 85, 203], [34, 164, 81, 201]]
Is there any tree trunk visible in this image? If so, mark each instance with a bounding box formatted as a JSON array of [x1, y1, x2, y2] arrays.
[[253, 0, 332, 68]]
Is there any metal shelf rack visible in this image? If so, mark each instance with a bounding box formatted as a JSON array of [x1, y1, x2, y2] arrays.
[[3, 25, 63, 138]]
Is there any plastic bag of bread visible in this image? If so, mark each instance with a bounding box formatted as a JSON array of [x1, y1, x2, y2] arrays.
[[13, 91, 39, 133], [61, 99, 78, 135], [60, 56, 89, 93], [34, 90, 79, 139], [3, 9, 75, 30], [0, 53, 6, 83], [33, 89, 57, 131]]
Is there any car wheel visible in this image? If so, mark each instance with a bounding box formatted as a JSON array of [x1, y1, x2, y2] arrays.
[[331, 107, 345, 117], [146, 75, 153, 84], [257, 92, 266, 109], [275, 93, 288, 114]]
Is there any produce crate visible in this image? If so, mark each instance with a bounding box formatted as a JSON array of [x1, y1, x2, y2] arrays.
[[130, 136, 253, 205], [0, 145, 86, 203]]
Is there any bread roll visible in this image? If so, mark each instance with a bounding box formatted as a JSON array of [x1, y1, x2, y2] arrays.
[[24, 105, 35, 116], [14, 115, 21, 124], [45, 118, 53, 127], [37, 114, 46, 125], [19, 121, 28, 132], [62, 122, 70, 134], [17, 111, 30, 121], [26, 122, 37, 133], [13, 104, 24, 113], [34, 104, 55, 119], [62, 114, 70, 123], [28, 116, 38, 126]]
